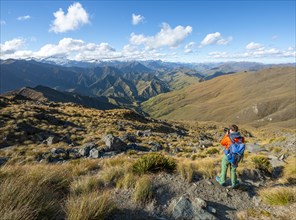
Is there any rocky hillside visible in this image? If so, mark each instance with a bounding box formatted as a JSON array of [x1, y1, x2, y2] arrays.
[[0, 95, 295, 219], [142, 67, 296, 128]]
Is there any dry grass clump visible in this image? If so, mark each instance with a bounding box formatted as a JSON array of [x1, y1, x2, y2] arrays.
[[236, 208, 272, 220], [116, 173, 138, 189], [259, 186, 296, 206], [67, 159, 100, 176], [0, 168, 66, 220], [177, 161, 195, 183], [133, 175, 153, 203], [132, 153, 176, 174], [250, 155, 272, 174], [65, 191, 115, 220], [100, 166, 125, 187], [282, 156, 296, 183], [70, 176, 104, 195]]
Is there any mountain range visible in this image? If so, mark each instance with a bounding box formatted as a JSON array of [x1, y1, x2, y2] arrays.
[[1, 58, 295, 128]]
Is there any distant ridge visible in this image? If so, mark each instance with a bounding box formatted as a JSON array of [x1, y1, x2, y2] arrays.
[[142, 67, 296, 128], [3, 86, 120, 110]]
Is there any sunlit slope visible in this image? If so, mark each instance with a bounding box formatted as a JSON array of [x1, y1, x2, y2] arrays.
[[142, 67, 296, 127]]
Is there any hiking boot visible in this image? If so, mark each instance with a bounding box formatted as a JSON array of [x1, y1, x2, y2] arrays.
[[231, 180, 240, 189], [216, 176, 226, 186]]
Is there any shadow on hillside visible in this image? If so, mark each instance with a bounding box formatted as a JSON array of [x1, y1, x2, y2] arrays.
[[206, 201, 236, 220], [107, 208, 169, 220], [154, 183, 177, 207]]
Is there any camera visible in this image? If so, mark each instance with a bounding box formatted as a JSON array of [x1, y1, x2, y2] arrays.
[[224, 127, 230, 133]]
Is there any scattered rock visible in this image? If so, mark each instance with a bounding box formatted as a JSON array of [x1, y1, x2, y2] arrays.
[[120, 134, 137, 143], [199, 141, 213, 149], [103, 134, 127, 151], [171, 196, 217, 220], [207, 206, 217, 214], [46, 136, 59, 145], [89, 148, 100, 158], [136, 130, 151, 137], [268, 155, 286, 168], [51, 148, 66, 154], [0, 157, 8, 166], [149, 142, 163, 152], [247, 143, 266, 153], [79, 146, 91, 157]]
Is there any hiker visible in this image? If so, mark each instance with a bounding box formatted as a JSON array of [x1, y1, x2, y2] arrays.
[[216, 124, 245, 188]]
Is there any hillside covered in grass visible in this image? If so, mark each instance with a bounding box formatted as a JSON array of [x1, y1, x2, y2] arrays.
[[0, 94, 295, 219], [142, 67, 296, 128]]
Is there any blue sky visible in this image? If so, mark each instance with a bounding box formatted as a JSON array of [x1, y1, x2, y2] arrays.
[[0, 0, 295, 63]]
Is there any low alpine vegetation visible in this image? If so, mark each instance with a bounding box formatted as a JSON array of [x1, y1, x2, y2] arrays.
[[132, 153, 176, 174], [259, 186, 296, 206], [250, 155, 272, 174], [65, 191, 115, 220], [133, 175, 153, 203]]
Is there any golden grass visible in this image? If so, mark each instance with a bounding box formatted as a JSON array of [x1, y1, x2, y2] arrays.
[[259, 186, 296, 206], [250, 155, 272, 173], [133, 175, 153, 203], [282, 157, 296, 183], [70, 176, 104, 195], [116, 172, 138, 189], [0, 172, 64, 220], [65, 191, 115, 220]]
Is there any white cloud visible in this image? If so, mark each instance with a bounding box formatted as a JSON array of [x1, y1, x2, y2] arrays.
[[17, 15, 31, 21], [246, 42, 264, 50], [0, 20, 6, 25], [184, 41, 195, 53], [35, 38, 119, 60], [132, 13, 144, 25], [49, 2, 89, 33], [200, 32, 232, 47], [129, 23, 192, 49], [272, 35, 278, 40], [208, 51, 228, 58], [0, 38, 25, 54]]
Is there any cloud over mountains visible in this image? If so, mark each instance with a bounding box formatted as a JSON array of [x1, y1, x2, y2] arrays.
[[49, 2, 89, 33]]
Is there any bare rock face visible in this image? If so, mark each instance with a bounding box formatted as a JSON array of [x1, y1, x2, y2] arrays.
[[102, 134, 127, 151], [171, 196, 217, 220]]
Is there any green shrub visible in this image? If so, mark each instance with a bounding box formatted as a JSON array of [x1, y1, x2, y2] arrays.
[[132, 153, 176, 174], [251, 155, 272, 173]]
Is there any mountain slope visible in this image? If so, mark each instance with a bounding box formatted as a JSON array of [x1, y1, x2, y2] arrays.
[[3, 86, 120, 110], [142, 67, 296, 128], [0, 59, 169, 102]]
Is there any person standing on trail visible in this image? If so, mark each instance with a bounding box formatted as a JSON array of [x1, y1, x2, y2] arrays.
[[216, 124, 245, 188]]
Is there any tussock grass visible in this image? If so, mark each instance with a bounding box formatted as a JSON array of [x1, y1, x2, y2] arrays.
[[65, 191, 115, 220], [116, 173, 138, 189], [259, 186, 296, 206], [67, 159, 100, 176], [282, 157, 296, 183], [100, 166, 125, 187], [250, 155, 272, 174], [132, 153, 176, 174], [206, 147, 220, 155], [70, 176, 104, 195], [133, 175, 153, 203], [177, 160, 196, 183], [0, 173, 64, 220]]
